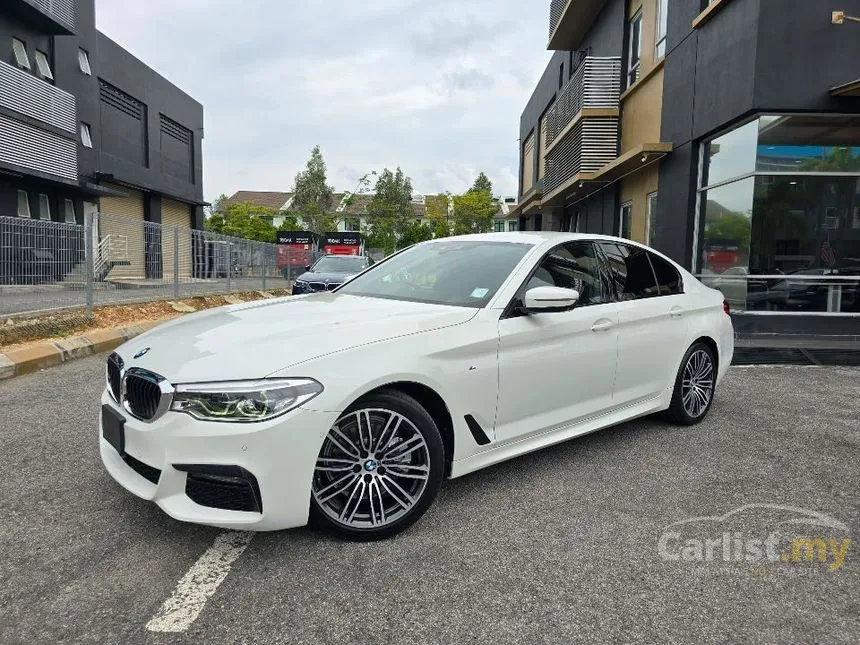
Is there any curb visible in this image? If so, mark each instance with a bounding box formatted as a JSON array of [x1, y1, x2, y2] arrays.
[[0, 319, 163, 380]]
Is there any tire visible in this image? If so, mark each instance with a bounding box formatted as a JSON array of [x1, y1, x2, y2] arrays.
[[309, 389, 445, 541], [665, 342, 717, 426]]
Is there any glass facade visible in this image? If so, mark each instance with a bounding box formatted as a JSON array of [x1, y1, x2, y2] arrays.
[[697, 115, 860, 314]]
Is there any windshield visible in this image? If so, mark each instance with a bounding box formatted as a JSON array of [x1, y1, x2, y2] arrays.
[[337, 241, 532, 307], [311, 256, 368, 273]]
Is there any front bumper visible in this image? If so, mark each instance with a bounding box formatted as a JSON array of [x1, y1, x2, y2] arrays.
[[98, 390, 339, 531]]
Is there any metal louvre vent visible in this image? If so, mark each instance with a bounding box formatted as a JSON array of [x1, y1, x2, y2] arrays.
[[99, 80, 145, 121], [549, 0, 567, 39], [124, 370, 163, 420], [545, 118, 619, 194], [32, 0, 75, 28], [0, 60, 76, 132], [160, 115, 192, 144], [0, 113, 77, 181]]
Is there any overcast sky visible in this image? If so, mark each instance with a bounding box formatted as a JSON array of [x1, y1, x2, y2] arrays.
[[95, 0, 553, 201]]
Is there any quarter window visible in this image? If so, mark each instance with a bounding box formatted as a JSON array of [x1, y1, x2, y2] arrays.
[[38, 194, 51, 221], [64, 199, 76, 224], [34, 50, 53, 80], [17, 190, 31, 218], [523, 243, 608, 307], [647, 252, 683, 295], [12, 38, 30, 69], [78, 48, 92, 75], [599, 243, 659, 300], [81, 122, 93, 148]]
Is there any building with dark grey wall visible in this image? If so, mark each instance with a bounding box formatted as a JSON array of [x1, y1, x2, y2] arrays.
[[0, 0, 204, 266], [513, 0, 860, 334]]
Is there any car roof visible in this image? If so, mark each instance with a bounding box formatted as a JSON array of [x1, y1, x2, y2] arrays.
[[423, 231, 639, 247]]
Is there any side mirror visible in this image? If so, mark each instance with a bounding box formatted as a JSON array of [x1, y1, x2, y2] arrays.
[[521, 286, 580, 313], [305, 265, 312, 272]]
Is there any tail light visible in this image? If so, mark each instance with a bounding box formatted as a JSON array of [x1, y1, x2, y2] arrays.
[[723, 299, 731, 315]]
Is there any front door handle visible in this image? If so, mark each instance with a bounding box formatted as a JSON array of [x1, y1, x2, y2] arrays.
[[591, 319, 614, 332]]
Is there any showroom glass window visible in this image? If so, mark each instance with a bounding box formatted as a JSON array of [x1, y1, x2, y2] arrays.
[[696, 115, 860, 314]]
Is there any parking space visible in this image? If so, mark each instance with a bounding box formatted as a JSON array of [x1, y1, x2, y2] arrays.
[[1, 356, 858, 644]]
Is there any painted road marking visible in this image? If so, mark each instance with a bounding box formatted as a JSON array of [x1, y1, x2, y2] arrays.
[[146, 531, 254, 633]]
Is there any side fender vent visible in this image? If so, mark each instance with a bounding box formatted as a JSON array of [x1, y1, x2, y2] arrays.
[[464, 415, 491, 446]]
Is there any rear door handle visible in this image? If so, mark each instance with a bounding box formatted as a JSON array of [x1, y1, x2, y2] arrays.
[[669, 307, 684, 318], [591, 319, 614, 332]]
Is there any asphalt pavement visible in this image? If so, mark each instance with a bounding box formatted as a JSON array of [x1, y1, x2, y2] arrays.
[[1, 356, 858, 644]]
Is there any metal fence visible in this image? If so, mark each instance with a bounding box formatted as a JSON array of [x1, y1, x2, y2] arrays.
[[0, 212, 314, 341]]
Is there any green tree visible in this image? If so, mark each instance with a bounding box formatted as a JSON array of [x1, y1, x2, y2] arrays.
[[704, 211, 751, 257], [425, 194, 451, 238], [293, 145, 336, 235], [366, 167, 415, 254], [468, 172, 493, 196], [399, 220, 433, 247], [204, 201, 280, 242], [452, 190, 496, 235], [799, 147, 860, 172]]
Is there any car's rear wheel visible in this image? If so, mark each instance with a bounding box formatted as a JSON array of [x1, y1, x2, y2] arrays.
[[665, 342, 717, 425], [309, 390, 444, 541]]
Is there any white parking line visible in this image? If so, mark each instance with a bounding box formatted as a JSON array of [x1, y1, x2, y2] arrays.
[[146, 531, 254, 633]]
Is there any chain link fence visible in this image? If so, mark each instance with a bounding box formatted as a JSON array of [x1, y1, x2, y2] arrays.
[[1, 212, 310, 343]]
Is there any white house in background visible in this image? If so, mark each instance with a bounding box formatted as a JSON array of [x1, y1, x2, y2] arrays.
[[226, 191, 519, 235]]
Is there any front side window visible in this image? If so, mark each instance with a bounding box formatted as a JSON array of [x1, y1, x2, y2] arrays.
[[648, 252, 683, 295], [655, 0, 668, 60], [522, 243, 608, 307], [38, 194, 51, 221], [599, 242, 659, 300], [627, 11, 642, 87], [12, 38, 30, 69], [338, 240, 532, 308], [34, 50, 53, 80], [17, 190, 31, 218]]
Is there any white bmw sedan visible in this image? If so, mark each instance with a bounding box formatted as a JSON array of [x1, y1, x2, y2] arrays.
[[100, 233, 733, 540]]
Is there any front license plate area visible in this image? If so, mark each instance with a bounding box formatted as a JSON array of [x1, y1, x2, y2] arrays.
[[102, 404, 125, 456]]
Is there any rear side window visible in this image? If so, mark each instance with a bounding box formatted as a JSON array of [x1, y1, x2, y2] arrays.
[[599, 243, 658, 300], [648, 252, 683, 295]]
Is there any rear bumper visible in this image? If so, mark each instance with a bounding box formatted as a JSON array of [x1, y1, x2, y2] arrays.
[[99, 390, 339, 531]]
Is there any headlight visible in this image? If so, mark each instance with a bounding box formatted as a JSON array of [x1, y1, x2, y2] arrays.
[[170, 378, 323, 423], [294, 280, 307, 287]]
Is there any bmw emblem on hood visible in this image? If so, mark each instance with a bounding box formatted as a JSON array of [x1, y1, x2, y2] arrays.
[[133, 347, 151, 359]]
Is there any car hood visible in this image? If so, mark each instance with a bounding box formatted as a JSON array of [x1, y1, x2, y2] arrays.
[[117, 294, 477, 382], [296, 271, 354, 283]]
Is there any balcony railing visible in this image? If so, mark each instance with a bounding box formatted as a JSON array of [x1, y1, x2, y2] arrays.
[[543, 57, 621, 196], [0, 60, 76, 134], [25, 0, 75, 30]]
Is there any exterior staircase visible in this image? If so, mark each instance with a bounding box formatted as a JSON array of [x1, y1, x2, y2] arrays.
[[62, 234, 131, 283]]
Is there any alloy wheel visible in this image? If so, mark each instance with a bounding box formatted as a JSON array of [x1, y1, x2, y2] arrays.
[[312, 408, 431, 529], [681, 349, 714, 418]]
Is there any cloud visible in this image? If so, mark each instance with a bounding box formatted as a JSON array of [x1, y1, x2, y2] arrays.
[[95, 0, 553, 199]]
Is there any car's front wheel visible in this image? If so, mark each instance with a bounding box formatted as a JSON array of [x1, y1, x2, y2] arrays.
[[309, 390, 444, 541], [665, 342, 717, 425]]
